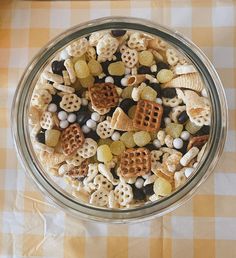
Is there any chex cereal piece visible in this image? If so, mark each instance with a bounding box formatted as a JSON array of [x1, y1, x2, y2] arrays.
[[97, 34, 119, 59], [89, 83, 119, 109], [111, 107, 135, 131], [90, 187, 109, 207], [187, 135, 209, 150], [133, 100, 163, 132], [66, 151, 85, 166], [96, 119, 114, 139], [42, 71, 63, 84], [29, 106, 41, 126], [77, 138, 98, 158], [128, 32, 148, 51], [166, 48, 179, 66], [61, 123, 85, 156], [94, 174, 113, 191], [120, 148, 151, 178], [163, 73, 204, 92], [53, 83, 75, 94], [121, 47, 138, 68], [66, 37, 88, 57], [40, 111, 54, 130], [66, 159, 89, 179], [64, 59, 76, 83], [31, 89, 52, 109], [114, 182, 133, 206], [162, 96, 182, 107], [60, 93, 81, 112]]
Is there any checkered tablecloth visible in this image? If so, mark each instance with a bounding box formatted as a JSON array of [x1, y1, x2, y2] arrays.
[[0, 0, 236, 257]]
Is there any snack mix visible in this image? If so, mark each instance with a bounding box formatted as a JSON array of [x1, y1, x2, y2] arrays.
[[29, 30, 211, 208]]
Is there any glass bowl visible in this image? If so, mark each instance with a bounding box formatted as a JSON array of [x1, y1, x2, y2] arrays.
[[12, 17, 227, 223]]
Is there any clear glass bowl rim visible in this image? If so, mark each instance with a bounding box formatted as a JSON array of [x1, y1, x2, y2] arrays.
[[12, 16, 228, 223]]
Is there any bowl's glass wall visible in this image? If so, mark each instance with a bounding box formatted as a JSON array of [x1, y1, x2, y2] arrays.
[[12, 17, 227, 222]]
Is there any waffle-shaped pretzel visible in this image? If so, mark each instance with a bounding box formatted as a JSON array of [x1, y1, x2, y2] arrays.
[[133, 100, 163, 132], [127, 32, 148, 51], [114, 182, 133, 206], [66, 159, 89, 179], [40, 111, 54, 130], [61, 123, 85, 156], [77, 138, 98, 158], [121, 47, 138, 68], [120, 148, 151, 178], [60, 93, 81, 112], [89, 83, 119, 109], [66, 38, 88, 57], [96, 119, 114, 139]]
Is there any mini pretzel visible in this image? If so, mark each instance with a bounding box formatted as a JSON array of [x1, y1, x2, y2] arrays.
[[40, 111, 54, 130], [66, 37, 88, 57], [96, 119, 114, 139], [120, 148, 151, 178], [61, 124, 85, 156], [97, 34, 119, 59], [127, 32, 148, 51], [93, 174, 113, 192], [77, 138, 98, 158], [89, 83, 119, 109], [121, 47, 138, 68], [90, 187, 109, 207], [60, 93, 81, 112], [114, 182, 133, 206], [133, 100, 163, 132], [162, 96, 183, 107]]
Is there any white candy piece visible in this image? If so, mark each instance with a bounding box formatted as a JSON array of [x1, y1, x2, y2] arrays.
[[164, 117, 171, 125], [121, 77, 128, 87], [151, 64, 157, 73], [184, 167, 194, 178], [180, 131, 190, 141], [135, 178, 144, 189], [58, 110, 68, 121], [201, 88, 208, 98], [174, 64, 196, 75], [48, 103, 57, 113], [173, 138, 184, 149], [156, 98, 162, 105], [67, 113, 76, 123], [81, 125, 91, 134], [60, 120, 69, 129], [91, 112, 100, 122], [60, 49, 70, 60], [86, 119, 97, 129], [125, 67, 131, 75], [180, 147, 199, 166], [105, 76, 114, 84], [111, 131, 121, 141], [81, 98, 88, 106], [153, 139, 161, 149]]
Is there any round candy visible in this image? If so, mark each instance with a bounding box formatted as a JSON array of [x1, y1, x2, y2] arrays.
[[156, 98, 162, 105], [178, 111, 189, 124], [76, 109, 91, 125], [58, 111, 68, 120], [135, 178, 145, 189], [111, 131, 121, 141], [184, 167, 194, 178], [105, 76, 114, 84], [164, 117, 171, 125], [91, 112, 100, 122], [81, 98, 88, 106], [86, 119, 97, 129], [153, 139, 161, 148], [121, 77, 128, 87], [60, 120, 69, 129], [180, 131, 190, 141], [51, 60, 65, 75], [81, 125, 91, 134], [67, 113, 77, 123], [48, 103, 57, 113], [173, 138, 184, 149]]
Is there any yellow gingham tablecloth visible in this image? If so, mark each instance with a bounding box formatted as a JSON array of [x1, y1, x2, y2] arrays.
[[0, 0, 236, 257]]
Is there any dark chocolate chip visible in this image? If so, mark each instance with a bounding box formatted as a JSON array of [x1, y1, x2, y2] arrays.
[[114, 51, 122, 61], [162, 88, 177, 98], [111, 167, 119, 180], [76, 108, 91, 125], [178, 111, 189, 124], [107, 107, 116, 117], [163, 106, 172, 117], [137, 66, 152, 74], [36, 131, 45, 144], [111, 30, 127, 37], [85, 130, 100, 141], [113, 76, 123, 87], [100, 60, 110, 75], [149, 83, 162, 96], [51, 60, 66, 76], [143, 183, 155, 196], [131, 185, 146, 200], [156, 62, 170, 73], [145, 144, 157, 151], [196, 125, 210, 136], [119, 98, 136, 113]]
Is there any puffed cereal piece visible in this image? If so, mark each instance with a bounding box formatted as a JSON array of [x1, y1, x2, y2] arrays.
[[90, 187, 109, 207], [86, 46, 97, 61], [121, 47, 139, 68], [66, 151, 85, 166], [83, 163, 99, 185], [64, 59, 76, 83], [89, 31, 106, 46], [97, 34, 119, 59], [144, 174, 157, 186], [131, 83, 146, 101], [96, 119, 114, 139], [164, 134, 174, 148], [157, 130, 166, 146], [94, 174, 113, 192], [66, 38, 88, 57], [114, 182, 133, 206], [128, 32, 148, 51], [60, 93, 81, 112], [162, 96, 182, 107], [40, 111, 54, 130], [148, 37, 167, 52], [180, 147, 199, 166], [77, 138, 98, 159], [164, 153, 182, 173]]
